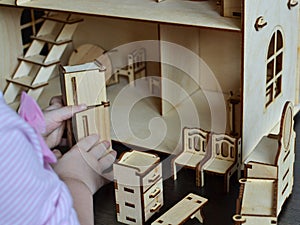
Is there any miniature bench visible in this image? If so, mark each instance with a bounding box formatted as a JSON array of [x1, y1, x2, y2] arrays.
[[151, 193, 208, 225]]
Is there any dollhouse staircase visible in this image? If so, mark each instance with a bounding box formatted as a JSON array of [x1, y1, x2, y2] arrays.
[[4, 12, 83, 109]]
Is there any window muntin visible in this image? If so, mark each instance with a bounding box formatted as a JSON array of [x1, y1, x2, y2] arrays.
[[21, 9, 45, 54], [266, 30, 283, 108]]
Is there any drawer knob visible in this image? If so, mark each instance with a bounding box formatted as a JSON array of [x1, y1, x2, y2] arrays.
[[149, 188, 161, 198], [150, 202, 162, 213], [254, 16, 267, 31], [288, 0, 298, 9], [148, 174, 160, 183]]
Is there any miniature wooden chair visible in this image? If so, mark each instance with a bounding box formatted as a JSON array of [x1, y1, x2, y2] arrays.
[[197, 133, 241, 192], [113, 48, 146, 86], [172, 127, 210, 182]]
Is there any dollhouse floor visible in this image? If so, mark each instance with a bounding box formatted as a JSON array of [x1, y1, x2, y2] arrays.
[[93, 112, 300, 225], [107, 77, 230, 155]]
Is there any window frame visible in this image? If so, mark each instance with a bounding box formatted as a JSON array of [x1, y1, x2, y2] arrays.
[[265, 28, 284, 108]]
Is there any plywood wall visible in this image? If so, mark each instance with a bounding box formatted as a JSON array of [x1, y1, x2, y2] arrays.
[[72, 15, 159, 75], [160, 24, 241, 115], [297, 7, 300, 105], [242, 0, 298, 161], [198, 29, 241, 93], [160, 24, 201, 114], [0, 7, 23, 92]]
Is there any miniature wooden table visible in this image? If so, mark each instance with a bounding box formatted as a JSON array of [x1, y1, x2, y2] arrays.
[[151, 193, 208, 225]]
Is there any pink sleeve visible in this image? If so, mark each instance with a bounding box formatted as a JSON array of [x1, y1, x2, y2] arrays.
[[0, 92, 80, 225]]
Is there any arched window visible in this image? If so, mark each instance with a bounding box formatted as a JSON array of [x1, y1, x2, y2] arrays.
[[20, 9, 45, 54], [265, 29, 283, 107]]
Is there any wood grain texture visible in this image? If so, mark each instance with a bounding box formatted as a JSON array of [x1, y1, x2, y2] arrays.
[[62, 62, 106, 106], [10, 0, 241, 31], [93, 114, 300, 225], [0, 7, 23, 91], [242, 0, 299, 162], [151, 193, 208, 225], [114, 150, 163, 224], [74, 105, 111, 147]]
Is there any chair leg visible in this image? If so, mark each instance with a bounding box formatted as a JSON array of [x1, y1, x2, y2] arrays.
[[196, 170, 201, 187], [128, 67, 135, 86], [173, 162, 177, 180], [225, 174, 230, 193], [113, 71, 119, 84], [237, 167, 241, 180], [201, 170, 205, 187], [196, 165, 205, 187]]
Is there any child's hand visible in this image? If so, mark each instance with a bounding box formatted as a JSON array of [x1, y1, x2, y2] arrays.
[[52, 134, 117, 193], [43, 96, 86, 148]]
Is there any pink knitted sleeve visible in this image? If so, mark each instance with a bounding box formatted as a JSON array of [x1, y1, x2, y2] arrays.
[[0, 92, 79, 225]]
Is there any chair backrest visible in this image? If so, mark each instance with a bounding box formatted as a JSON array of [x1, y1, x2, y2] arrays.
[[128, 47, 146, 71], [183, 127, 209, 155], [211, 133, 237, 162]]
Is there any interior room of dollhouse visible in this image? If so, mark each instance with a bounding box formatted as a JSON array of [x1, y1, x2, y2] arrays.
[[0, 0, 299, 224]]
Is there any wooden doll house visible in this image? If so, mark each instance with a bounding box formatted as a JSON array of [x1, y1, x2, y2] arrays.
[[0, 0, 299, 223], [0, 0, 298, 162]]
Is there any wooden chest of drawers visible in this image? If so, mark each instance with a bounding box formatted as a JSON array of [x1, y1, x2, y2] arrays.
[[114, 150, 163, 224]]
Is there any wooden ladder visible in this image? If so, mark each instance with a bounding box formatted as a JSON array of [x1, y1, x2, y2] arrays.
[[4, 12, 83, 108]]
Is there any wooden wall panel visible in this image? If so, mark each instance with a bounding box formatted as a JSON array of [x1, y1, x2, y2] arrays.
[[0, 7, 23, 91], [242, 0, 298, 161]]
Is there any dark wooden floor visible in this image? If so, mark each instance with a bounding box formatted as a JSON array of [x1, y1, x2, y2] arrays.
[[94, 113, 300, 225]]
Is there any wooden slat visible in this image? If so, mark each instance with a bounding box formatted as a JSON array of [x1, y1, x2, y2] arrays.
[[6, 77, 48, 89], [18, 55, 60, 66], [31, 34, 72, 45], [43, 14, 83, 24]]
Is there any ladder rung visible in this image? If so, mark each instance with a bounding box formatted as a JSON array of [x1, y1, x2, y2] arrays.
[[18, 55, 60, 67], [7, 77, 48, 89], [42, 14, 83, 24], [31, 34, 72, 45]]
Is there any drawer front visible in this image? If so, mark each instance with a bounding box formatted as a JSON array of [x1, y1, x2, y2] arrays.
[[115, 184, 141, 207], [143, 178, 163, 207], [144, 193, 163, 222], [142, 163, 162, 193], [116, 204, 143, 225]]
